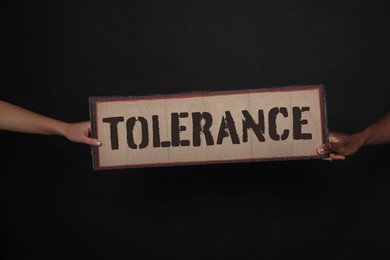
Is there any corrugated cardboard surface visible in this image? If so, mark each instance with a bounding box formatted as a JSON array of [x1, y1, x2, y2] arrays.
[[89, 85, 328, 170]]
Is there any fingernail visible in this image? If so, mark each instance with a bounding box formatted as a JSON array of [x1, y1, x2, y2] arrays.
[[95, 141, 102, 146], [318, 147, 324, 154]]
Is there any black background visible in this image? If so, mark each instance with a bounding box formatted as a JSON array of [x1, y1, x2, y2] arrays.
[[1, 1, 390, 259]]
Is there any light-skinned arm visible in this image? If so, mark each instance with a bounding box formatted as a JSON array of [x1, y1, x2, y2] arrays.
[[0, 100, 101, 146]]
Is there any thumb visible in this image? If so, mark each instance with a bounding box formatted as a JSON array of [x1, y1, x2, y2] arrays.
[[317, 141, 343, 155], [82, 137, 102, 147]]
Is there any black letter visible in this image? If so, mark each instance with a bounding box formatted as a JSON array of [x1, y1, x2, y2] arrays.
[[102, 116, 124, 150], [192, 112, 214, 146], [217, 111, 240, 145], [126, 117, 149, 149], [152, 115, 171, 148], [171, 112, 190, 147], [152, 115, 160, 147], [293, 107, 312, 140], [242, 110, 265, 143], [268, 107, 289, 141]]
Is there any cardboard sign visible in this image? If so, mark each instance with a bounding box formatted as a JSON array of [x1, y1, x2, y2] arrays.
[[89, 85, 328, 170]]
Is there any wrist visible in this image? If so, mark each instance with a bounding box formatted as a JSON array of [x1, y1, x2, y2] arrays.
[[355, 127, 373, 148], [55, 121, 70, 137]]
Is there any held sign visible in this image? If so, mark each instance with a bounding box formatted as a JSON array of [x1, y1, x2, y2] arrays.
[[89, 85, 328, 170]]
